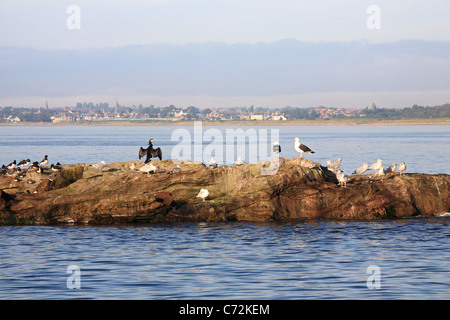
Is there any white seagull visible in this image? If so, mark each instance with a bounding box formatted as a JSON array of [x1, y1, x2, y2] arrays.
[[353, 163, 368, 175], [196, 188, 209, 201], [336, 170, 348, 188], [369, 159, 383, 171], [327, 158, 342, 173], [398, 162, 406, 176], [234, 156, 245, 166], [91, 161, 106, 170], [209, 158, 218, 168], [139, 163, 157, 174], [294, 137, 315, 158]]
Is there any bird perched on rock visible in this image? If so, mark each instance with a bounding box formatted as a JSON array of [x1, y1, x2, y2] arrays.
[[39, 155, 49, 166], [398, 162, 406, 176], [294, 137, 315, 158], [139, 163, 157, 174], [272, 142, 281, 155], [336, 170, 348, 188], [234, 156, 245, 166], [196, 188, 209, 201], [6, 160, 16, 170], [327, 158, 342, 173], [91, 161, 106, 170], [353, 163, 368, 175], [51, 164, 62, 172], [385, 162, 397, 173], [139, 138, 162, 163], [169, 165, 181, 174], [369, 159, 383, 171], [17, 159, 30, 168], [209, 158, 218, 168]]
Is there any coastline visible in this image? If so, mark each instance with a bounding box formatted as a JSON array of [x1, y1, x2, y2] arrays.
[[1, 118, 450, 126]]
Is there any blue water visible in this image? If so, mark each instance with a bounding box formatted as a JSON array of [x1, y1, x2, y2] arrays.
[[0, 124, 449, 174], [0, 125, 449, 300], [0, 220, 449, 300]]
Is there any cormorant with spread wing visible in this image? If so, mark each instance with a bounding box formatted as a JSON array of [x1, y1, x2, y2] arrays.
[[139, 138, 162, 163]]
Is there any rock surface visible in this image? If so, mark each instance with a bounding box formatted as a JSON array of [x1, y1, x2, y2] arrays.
[[0, 158, 449, 225]]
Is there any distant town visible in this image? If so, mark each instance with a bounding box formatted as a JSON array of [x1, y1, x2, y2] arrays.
[[0, 101, 449, 124]]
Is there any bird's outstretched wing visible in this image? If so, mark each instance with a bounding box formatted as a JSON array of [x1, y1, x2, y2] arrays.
[[151, 147, 162, 160], [139, 147, 147, 159]]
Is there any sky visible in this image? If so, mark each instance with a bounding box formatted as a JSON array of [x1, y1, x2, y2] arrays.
[[0, 0, 449, 109]]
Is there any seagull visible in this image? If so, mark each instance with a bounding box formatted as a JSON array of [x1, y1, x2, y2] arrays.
[[369, 159, 383, 171], [234, 156, 245, 166], [398, 162, 406, 176], [91, 161, 106, 170], [39, 155, 49, 166], [209, 158, 218, 168], [336, 170, 348, 188], [169, 165, 181, 174], [139, 162, 157, 174], [353, 163, 369, 175], [385, 162, 397, 173], [196, 188, 209, 201], [376, 166, 385, 181], [294, 137, 315, 158], [272, 142, 281, 155], [327, 158, 342, 173]]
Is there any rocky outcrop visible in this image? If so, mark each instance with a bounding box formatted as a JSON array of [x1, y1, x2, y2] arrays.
[[0, 158, 449, 225]]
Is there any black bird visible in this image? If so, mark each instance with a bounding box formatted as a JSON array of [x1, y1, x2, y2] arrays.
[[39, 155, 49, 166], [51, 164, 62, 172], [139, 138, 162, 163], [272, 142, 281, 155], [17, 159, 31, 168], [7, 160, 16, 170]]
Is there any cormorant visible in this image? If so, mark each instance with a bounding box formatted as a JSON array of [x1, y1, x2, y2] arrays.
[[139, 138, 162, 163]]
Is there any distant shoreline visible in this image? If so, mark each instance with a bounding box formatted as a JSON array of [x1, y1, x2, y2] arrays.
[[1, 118, 450, 126]]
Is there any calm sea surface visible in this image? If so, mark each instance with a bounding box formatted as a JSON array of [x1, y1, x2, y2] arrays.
[[0, 124, 449, 299]]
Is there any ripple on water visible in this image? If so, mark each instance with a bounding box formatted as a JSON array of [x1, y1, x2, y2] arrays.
[[0, 219, 449, 299]]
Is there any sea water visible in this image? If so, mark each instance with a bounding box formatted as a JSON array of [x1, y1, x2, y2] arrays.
[[0, 124, 449, 299]]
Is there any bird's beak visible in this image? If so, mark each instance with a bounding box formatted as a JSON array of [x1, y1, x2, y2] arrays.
[[150, 139, 154, 142]]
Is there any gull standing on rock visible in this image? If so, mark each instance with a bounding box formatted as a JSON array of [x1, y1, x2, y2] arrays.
[[327, 158, 342, 173], [353, 163, 368, 175], [272, 142, 281, 155], [196, 188, 209, 201], [336, 170, 348, 188], [91, 161, 106, 170], [294, 137, 315, 158], [209, 158, 218, 168], [398, 162, 406, 176], [369, 159, 383, 171], [139, 163, 157, 174], [385, 162, 397, 173], [234, 156, 245, 166]]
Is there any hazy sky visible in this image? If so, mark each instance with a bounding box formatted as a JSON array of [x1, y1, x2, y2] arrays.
[[0, 0, 449, 108]]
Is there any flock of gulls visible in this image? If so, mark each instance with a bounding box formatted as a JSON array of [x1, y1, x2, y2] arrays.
[[292, 137, 406, 187], [1, 137, 407, 201]]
